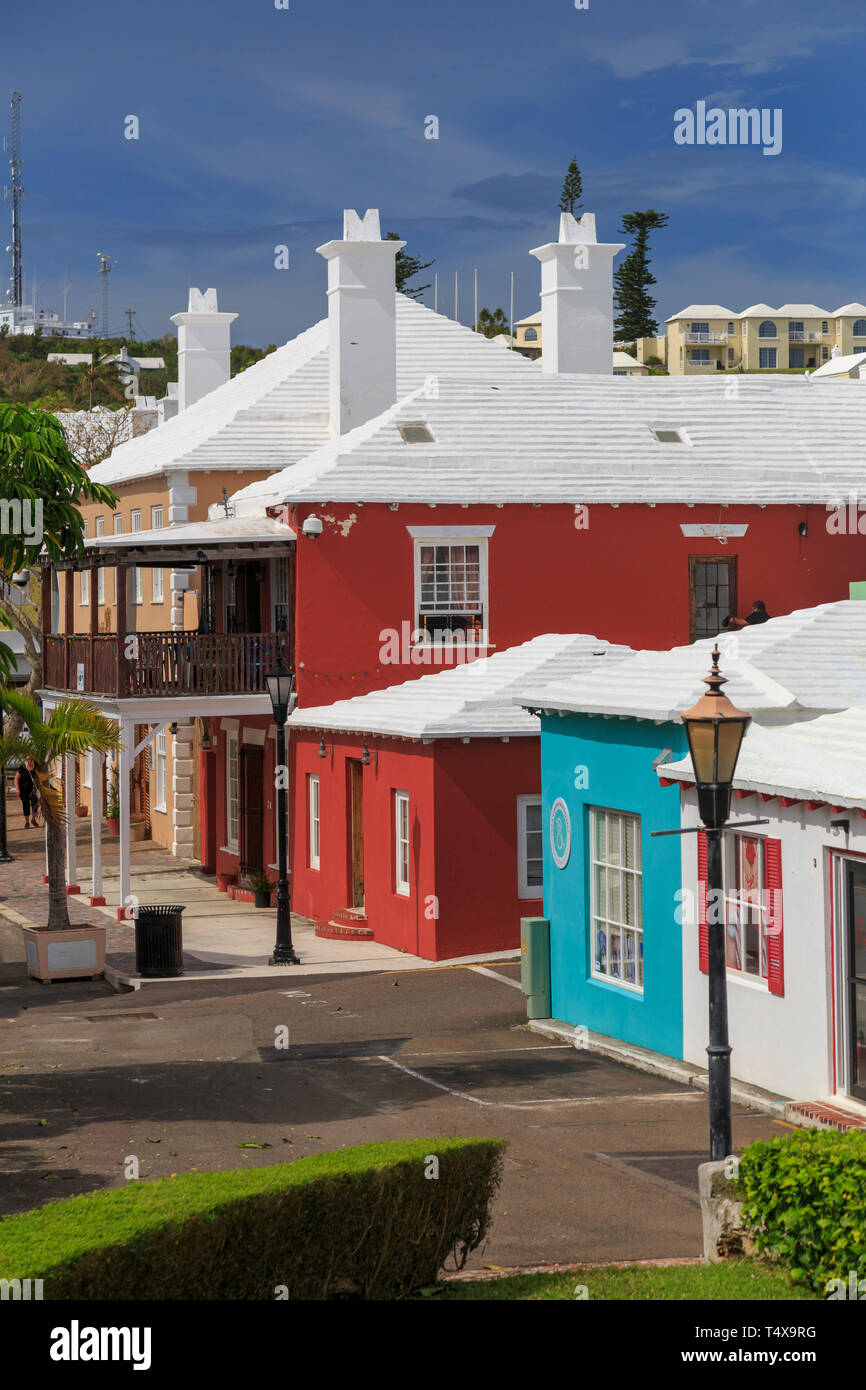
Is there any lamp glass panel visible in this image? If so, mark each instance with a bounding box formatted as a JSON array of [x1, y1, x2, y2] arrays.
[[715, 718, 747, 784], [685, 719, 718, 784]]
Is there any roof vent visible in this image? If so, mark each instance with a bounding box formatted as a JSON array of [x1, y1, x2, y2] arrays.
[[652, 427, 688, 444], [398, 423, 434, 444]]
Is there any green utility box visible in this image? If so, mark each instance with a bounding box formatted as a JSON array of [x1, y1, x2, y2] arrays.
[[521, 916, 551, 1020]]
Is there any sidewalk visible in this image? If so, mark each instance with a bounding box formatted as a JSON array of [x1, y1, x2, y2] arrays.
[[0, 819, 519, 986]]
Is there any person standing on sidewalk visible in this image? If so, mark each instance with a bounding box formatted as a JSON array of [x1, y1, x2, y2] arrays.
[[15, 757, 39, 829]]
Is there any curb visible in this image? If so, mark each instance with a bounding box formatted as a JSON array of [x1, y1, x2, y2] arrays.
[[443, 1255, 705, 1283]]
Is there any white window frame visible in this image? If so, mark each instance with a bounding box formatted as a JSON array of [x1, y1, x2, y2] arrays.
[[80, 521, 89, 603], [272, 556, 290, 632], [408, 528, 493, 647], [151, 506, 164, 603], [589, 806, 643, 993], [723, 832, 768, 983], [395, 791, 410, 896], [226, 730, 239, 852], [155, 728, 167, 812], [308, 774, 320, 870], [131, 510, 142, 605], [517, 795, 543, 899], [96, 516, 105, 604], [113, 513, 122, 535]]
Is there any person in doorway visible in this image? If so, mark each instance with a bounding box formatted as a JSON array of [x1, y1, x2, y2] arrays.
[[15, 757, 39, 829]]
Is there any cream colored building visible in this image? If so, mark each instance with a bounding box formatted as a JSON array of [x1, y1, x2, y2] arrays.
[[644, 302, 866, 375]]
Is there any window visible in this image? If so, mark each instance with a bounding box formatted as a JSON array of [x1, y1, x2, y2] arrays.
[[398, 423, 434, 444], [414, 539, 487, 642], [823, 347, 830, 361], [80, 522, 89, 603], [759, 347, 777, 369], [758, 320, 776, 338], [789, 348, 804, 368], [822, 321, 829, 334], [226, 731, 239, 851], [395, 791, 410, 895], [723, 834, 768, 979], [590, 808, 643, 990], [308, 774, 320, 869], [152, 567, 163, 602], [690, 321, 710, 338], [96, 516, 105, 604], [854, 320, 866, 338], [131, 510, 142, 605], [113, 513, 122, 535], [727, 322, 734, 335], [689, 555, 737, 642], [273, 556, 290, 632], [689, 349, 710, 364], [727, 348, 734, 362], [517, 796, 543, 898], [155, 728, 166, 812], [225, 567, 237, 632], [523, 327, 538, 342], [788, 321, 804, 338]]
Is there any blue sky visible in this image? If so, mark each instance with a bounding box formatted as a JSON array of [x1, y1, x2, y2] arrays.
[[5, 0, 865, 344]]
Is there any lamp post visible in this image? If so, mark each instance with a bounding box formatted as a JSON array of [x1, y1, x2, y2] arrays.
[[266, 659, 299, 966], [0, 697, 11, 863], [680, 645, 751, 1161]]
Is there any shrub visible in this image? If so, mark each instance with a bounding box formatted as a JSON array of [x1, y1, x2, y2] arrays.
[[739, 1128, 866, 1292], [0, 1137, 505, 1300]]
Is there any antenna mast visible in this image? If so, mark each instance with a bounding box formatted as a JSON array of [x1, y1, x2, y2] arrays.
[[97, 253, 112, 336], [124, 306, 136, 342], [3, 92, 23, 307]]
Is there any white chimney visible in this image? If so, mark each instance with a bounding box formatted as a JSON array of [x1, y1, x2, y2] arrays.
[[529, 213, 625, 374], [316, 210, 404, 435], [170, 288, 237, 412]]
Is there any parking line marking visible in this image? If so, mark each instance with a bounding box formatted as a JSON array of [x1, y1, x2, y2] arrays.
[[374, 1056, 701, 1110], [470, 966, 523, 991]]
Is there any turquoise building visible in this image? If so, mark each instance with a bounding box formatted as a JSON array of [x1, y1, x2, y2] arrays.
[[537, 710, 688, 1059]]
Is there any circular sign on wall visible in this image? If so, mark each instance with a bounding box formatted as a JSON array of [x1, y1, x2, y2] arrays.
[[550, 797, 571, 869]]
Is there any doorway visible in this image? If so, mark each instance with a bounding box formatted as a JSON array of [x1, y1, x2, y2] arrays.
[[845, 860, 866, 1101], [347, 759, 364, 909], [689, 555, 737, 642], [240, 745, 264, 875]]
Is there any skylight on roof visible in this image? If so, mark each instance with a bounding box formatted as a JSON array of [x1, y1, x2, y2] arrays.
[[398, 423, 435, 444], [651, 427, 688, 445]]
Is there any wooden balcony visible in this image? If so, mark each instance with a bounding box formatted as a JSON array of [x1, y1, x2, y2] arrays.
[[43, 631, 292, 699]]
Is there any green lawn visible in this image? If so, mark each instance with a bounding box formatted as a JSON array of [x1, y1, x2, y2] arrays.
[[431, 1260, 819, 1301]]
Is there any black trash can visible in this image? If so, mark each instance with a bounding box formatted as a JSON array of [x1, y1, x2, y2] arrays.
[[134, 905, 185, 978]]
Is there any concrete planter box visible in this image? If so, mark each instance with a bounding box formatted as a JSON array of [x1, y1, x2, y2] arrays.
[[699, 1160, 758, 1262], [22, 924, 107, 983]]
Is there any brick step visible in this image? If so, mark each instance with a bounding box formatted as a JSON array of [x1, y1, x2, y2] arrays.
[[787, 1100, 866, 1132], [331, 907, 368, 923], [317, 920, 375, 940], [227, 886, 275, 906]]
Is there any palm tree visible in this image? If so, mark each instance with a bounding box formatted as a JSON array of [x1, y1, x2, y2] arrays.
[[0, 691, 120, 929]]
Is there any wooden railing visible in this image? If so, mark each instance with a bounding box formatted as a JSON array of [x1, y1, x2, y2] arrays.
[[41, 632, 292, 698]]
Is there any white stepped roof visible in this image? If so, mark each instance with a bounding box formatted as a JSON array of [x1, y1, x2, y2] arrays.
[[775, 304, 829, 317], [668, 305, 734, 320], [517, 601, 866, 721], [289, 633, 633, 740], [230, 370, 866, 508], [89, 297, 531, 488], [832, 303, 866, 317], [660, 706, 866, 810], [809, 351, 866, 379], [737, 304, 779, 318]]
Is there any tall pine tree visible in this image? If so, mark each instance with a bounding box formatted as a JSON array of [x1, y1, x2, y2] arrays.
[[558, 157, 583, 216], [386, 232, 435, 301], [613, 210, 669, 341]]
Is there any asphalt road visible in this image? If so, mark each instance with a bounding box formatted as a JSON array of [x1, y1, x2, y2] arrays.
[[0, 961, 784, 1268]]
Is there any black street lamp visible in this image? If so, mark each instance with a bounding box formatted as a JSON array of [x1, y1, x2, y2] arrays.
[[266, 660, 299, 966], [680, 645, 751, 1162]]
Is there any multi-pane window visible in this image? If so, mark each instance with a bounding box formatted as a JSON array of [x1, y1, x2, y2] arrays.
[[308, 774, 320, 869], [415, 540, 486, 642], [789, 348, 804, 368], [724, 834, 768, 979], [395, 791, 410, 895], [689, 349, 710, 364], [225, 568, 237, 632], [758, 320, 776, 338], [590, 808, 643, 990], [113, 513, 122, 535], [690, 321, 710, 339], [131, 510, 142, 605], [759, 347, 777, 369], [854, 320, 866, 338], [273, 557, 290, 632], [226, 731, 239, 851], [690, 556, 736, 642], [96, 517, 105, 604], [517, 796, 543, 898], [80, 522, 89, 603], [151, 506, 164, 603], [155, 728, 166, 812]]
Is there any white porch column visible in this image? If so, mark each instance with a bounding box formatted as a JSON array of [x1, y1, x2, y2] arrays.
[[172, 720, 196, 856], [90, 751, 105, 906], [64, 754, 80, 893], [118, 720, 134, 920]]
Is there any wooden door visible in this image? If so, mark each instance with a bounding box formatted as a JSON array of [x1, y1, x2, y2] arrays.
[[240, 745, 264, 875], [348, 760, 364, 909]]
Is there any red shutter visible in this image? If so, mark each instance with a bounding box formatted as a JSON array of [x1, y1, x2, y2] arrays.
[[698, 831, 709, 974], [765, 837, 784, 996]]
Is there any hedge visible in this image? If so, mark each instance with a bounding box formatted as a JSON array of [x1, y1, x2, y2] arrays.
[[739, 1127, 866, 1293], [0, 1137, 505, 1300]]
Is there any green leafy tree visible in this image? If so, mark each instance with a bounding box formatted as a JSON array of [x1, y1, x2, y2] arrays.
[[613, 210, 670, 341], [476, 307, 510, 338], [0, 692, 120, 929], [0, 403, 117, 576], [386, 232, 435, 300], [558, 157, 584, 217]]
